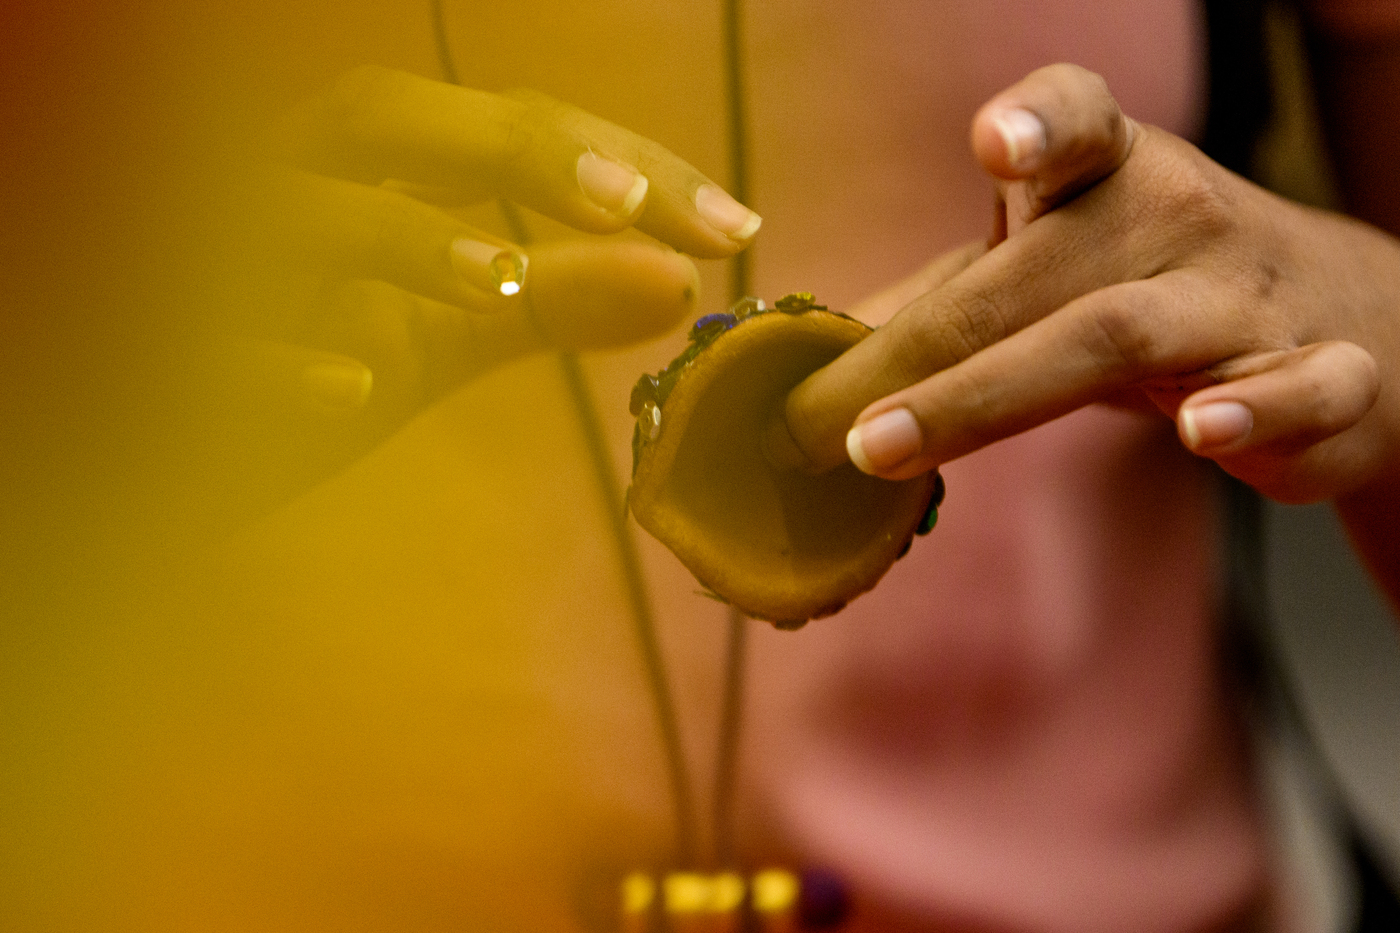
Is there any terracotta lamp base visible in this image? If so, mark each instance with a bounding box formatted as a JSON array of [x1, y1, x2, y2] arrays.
[[626, 295, 941, 628]]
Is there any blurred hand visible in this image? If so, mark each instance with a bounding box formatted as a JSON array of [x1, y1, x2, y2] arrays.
[[777, 63, 1400, 506], [224, 67, 760, 494]]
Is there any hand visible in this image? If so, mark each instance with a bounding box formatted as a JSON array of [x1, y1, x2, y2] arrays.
[[778, 64, 1400, 506], [217, 67, 761, 496]]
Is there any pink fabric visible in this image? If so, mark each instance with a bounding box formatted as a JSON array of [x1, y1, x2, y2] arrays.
[[743, 411, 1261, 933], [719, 3, 1269, 930]]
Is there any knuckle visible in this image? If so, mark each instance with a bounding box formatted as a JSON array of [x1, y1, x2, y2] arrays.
[[1066, 67, 1115, 124], [1080, 296, 1159, 378], [1151, 152, 1235, 246], [487, 95, 561, 180], [894, 291, 1004, 381], [942, 367, 1004, 449], [629, 138, 674, 179], [1039, 62, 1106, 100], [1045, 63, 1116, 129], [501, 86, 557, 107]]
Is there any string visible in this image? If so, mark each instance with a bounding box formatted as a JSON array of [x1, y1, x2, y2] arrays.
[[428, 0, 459, 86], [552, 350, 700, 867], [428, 0, 700, 866], [712, 0, 751, 869]]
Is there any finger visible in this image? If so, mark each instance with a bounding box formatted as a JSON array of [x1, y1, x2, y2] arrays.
[[971, 63, 1136, 216], [501, 88, 763, 258], [761, 241, 985, 470], [1178, 341, 1380, 467], [249, 342, 376, 414], [308, 240, 699, 402], [781, 202, 1142, 470], [282, 67, 757, 257], [782, 129, 1226, 471], [273, 168, 531, 310], [844, 273, 1231, 479], [525, 239, 699, 351], [195, 340, 384, 510]]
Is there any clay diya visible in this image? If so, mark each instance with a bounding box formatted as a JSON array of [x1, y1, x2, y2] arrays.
[[626, 294, 943, 628]]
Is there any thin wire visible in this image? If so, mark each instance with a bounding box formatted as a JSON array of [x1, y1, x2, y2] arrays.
[[554, 351, 700, 867], [712, 0, 751, 869], [428, 0, 699, 866], [711, 604, 746, 865], [428, 0, 459, 86], [723, 0, 753, 301]]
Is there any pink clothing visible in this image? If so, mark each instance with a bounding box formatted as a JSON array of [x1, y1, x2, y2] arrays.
[[723, 2, 1260, 931], [744, 413, 1257, 933], [718, 3, 1400, 926]]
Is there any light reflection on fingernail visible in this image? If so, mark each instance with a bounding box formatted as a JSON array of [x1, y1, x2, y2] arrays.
[[452, 237, 528, 296]]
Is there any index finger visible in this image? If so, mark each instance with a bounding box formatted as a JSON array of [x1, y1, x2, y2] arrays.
[[281, 67, 759, 258]]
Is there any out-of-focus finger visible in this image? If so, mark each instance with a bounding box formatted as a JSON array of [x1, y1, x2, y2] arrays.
[[501, 88, 760, 258], [281, 67, 756, 257], [971, 63, 1136, 216], [1178, 341, 1380, 459], [310, 240, 698, 403], [525, 240, 698, 350], [274, 169, 530, 309], [244, 341, 375, 414]]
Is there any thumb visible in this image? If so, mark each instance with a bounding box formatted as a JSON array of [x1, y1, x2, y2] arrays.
[[972, 63, 1136, 235]]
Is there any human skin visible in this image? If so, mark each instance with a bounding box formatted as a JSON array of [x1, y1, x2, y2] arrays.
[[772, 62, 1400, 614], [233, 67, 761, 476]]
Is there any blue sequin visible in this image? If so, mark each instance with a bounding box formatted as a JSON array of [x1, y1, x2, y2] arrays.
[[689, 312, 738, 342]]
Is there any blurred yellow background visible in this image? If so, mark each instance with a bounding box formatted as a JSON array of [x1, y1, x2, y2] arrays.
[[0, 1, 753, 928]]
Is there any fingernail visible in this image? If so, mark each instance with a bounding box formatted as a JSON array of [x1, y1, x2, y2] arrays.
[[1180, 401, 1253, 451], [847, 408, 922, 475], [695, 183, 762, 241], [993, 108, 1047, 171], [301, 360, 372, 410], [576, 151, 649, 217], [451, 237, 528, 296]]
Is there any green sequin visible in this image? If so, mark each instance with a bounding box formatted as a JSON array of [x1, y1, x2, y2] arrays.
[[774, 292, 827, 314]]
